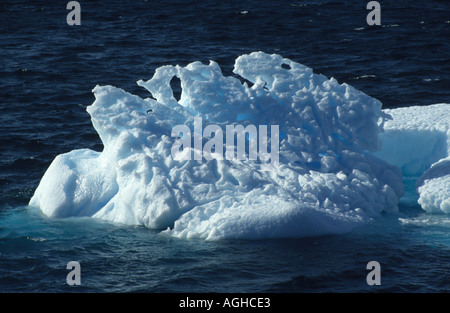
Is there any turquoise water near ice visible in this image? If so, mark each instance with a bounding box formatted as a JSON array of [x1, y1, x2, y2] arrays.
[[1, 196, 449, 292]]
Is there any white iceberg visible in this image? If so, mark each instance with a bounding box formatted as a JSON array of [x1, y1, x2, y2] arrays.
[[29, 52, 447, 240], [375, 103, 450, 213]]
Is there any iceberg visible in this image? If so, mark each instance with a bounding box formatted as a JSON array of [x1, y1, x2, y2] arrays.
[[28, 52, 448, 240], [375, 103, 450, 213]]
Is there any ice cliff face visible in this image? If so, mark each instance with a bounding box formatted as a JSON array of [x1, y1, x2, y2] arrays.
[[33, 51, 448, 240]]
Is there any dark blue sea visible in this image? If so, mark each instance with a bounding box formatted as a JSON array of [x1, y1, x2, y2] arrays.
[[0, 0, 449, 293]]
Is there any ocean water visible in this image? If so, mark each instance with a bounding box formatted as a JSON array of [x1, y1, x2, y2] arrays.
[[1, 0, 449, 293]]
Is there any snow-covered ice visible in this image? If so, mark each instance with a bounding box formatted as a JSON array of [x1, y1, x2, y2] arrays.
[[375, 103, 450, 213], [29, 52, 449, 240]]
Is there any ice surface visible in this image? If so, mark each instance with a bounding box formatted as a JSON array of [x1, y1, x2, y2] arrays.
[[32, 52, 450, 240], [375, 103, 450, 213]]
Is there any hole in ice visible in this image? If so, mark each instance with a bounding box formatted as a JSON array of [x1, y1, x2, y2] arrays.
[[281, 63, 291, 70], [233, 74, 254, 88], [170, 76, 182, 102]]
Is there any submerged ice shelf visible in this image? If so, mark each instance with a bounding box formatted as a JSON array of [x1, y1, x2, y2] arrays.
[[29, 52, 449, 240]]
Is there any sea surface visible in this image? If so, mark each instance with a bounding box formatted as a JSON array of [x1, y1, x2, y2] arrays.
[[0, 0, 449, 292]]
